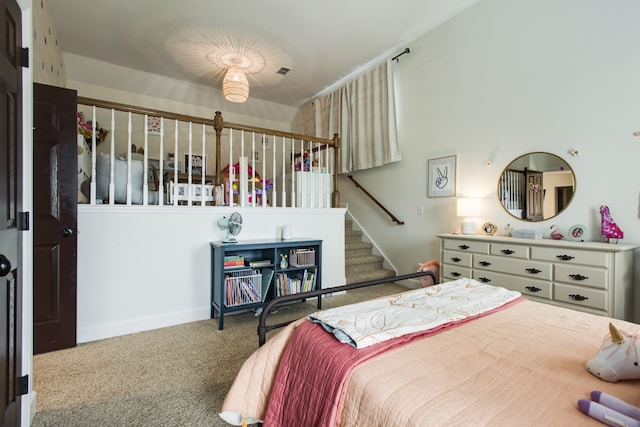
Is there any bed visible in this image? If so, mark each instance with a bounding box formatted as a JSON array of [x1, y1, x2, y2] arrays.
[[220, 277, 640, 426]]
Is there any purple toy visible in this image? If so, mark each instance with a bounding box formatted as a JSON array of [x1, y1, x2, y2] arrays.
[[578, 391, 640, 427]]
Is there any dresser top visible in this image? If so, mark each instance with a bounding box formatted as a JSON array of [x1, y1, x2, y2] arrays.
[[437, 233, 637, 252]]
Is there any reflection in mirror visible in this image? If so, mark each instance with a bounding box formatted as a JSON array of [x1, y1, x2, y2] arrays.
[[498, 152, 575, 222]]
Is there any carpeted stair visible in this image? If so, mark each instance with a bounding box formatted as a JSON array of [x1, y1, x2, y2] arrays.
[[345, 218, 395, 284]]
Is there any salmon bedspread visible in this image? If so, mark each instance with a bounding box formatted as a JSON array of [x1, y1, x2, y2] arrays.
[[220, 291, 640, 426]]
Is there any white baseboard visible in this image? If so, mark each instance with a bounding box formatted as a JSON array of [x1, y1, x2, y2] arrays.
[[77, 307, 210, 343]]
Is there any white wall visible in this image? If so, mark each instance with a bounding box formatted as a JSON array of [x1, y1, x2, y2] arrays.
[[340, 0, 640, 320], [65, 53, 298, 128], [77, 206, 345, 342]]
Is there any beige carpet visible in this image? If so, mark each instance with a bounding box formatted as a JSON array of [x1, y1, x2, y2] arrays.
[[32, 283, 407, 427]]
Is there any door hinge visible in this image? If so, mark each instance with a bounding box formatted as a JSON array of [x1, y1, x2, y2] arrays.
[[20, 47, 29, 68], [17, 212, 29, 231], [17, 375, 28, 396]]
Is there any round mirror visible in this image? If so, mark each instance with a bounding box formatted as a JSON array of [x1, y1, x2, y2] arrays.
[[498, 152, 575, 222]]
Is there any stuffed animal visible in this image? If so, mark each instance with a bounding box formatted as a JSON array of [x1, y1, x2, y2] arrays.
[[586, 323, 640, 382], [578, 391, 640, 427], [417, 259, 439, 287]]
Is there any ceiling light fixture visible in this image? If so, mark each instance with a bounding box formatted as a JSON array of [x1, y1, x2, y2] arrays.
[[222, 65, 249, 103]]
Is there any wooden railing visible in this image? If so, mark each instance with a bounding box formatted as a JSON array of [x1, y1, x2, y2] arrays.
[[347, 175, 404, 225], [77, 97, 341, 208]]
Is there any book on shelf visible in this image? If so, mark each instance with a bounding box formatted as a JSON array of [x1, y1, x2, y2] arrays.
[[247, 259, 272, 267], [261, 268, 274, 301], [274, 268, 317, 297], [224, 255, 245, 268]]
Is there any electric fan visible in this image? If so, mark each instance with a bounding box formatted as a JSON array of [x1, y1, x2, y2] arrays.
[[217, 212, 243, 243]]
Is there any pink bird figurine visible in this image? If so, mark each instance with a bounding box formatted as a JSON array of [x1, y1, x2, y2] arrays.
[[549, 225, 564, 240], [600, 205, 624, 243]]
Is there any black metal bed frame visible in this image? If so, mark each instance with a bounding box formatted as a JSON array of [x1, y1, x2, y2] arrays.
[[257, 271, 438, 346]]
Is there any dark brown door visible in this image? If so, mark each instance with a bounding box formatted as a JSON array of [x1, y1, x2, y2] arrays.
[[0, 0, 23, 424], [33, 83, 78, 354], [525, 170, 543, 221]]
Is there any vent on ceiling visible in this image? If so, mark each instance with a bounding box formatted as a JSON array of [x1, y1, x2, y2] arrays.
[[277, 67, 291, 75]]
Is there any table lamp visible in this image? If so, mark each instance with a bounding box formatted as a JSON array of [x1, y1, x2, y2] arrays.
[[457, 198, 480, 235]]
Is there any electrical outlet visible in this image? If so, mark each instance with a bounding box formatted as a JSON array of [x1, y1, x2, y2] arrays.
[[417, 205, 424, 215]]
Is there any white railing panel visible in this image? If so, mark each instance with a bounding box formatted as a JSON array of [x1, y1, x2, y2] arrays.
[[78, 102, 336, 209]]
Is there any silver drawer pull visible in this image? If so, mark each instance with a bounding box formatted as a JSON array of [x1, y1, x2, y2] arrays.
[[569, 274, 589, 281], [569, 294, 589, 301], [557, 254, 575, 261], [479, 261, 491, 267], [501, 249, 515, 255], [525, 286, 541, 293], [526, 268, 541, 274], [451, 257, 462, 263], [478, 277, 491, 283]]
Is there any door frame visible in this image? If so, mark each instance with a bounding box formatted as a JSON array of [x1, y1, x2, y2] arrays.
[[16, 0, 34, 424]]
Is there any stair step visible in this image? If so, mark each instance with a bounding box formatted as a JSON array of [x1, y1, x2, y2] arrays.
[[345, 254, 383, 267], [346, 268, 396, 285], [346, 247, 374, 258], [345, 241, 373, 251], [344, 217, 395, 285]]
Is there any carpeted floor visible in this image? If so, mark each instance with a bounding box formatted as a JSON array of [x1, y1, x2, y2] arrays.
[[32, 283, 407, 427]]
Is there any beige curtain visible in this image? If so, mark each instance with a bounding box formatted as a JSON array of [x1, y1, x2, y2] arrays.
[[314, 59, 401, 173]]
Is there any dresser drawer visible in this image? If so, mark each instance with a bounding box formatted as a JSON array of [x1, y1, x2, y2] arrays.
[[474, 255, 552, 281], [442, 239, 489, 254], [472, 270, 551, 300], [490, 243, 529, 259], [441, 263, 471, 281], [531, 247, 609, 267], [442, 250, 472, 267], [554, 283, 607, 311], [554, 264, 608, 290]]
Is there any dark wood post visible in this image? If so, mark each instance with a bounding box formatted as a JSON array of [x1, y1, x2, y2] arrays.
[[332, 133, 340, 207], [213, 111, 223, 185]]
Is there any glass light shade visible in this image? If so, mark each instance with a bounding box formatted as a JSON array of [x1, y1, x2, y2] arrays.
[[222, 66, 249, 103]]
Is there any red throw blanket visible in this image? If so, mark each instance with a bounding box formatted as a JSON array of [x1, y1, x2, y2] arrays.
[[263, 298, 523, 426]]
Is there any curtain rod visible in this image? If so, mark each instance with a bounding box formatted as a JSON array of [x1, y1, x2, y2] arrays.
[[392, 48, 410, 62]]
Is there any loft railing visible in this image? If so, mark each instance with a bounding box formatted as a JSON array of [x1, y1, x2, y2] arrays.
[[77, 97, 341, 208], [347, 175, 404, 225]]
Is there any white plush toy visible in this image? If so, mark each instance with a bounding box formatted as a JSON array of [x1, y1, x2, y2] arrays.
[[586, 322, 640, 382]]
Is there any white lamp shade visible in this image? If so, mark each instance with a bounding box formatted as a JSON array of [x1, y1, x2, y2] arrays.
[[457, 198, 480, 235], [457, 198, 480, 218], [223, 66, 249, 103]]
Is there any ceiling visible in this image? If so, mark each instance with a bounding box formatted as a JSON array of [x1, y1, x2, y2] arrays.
[[47, 0, 479, 108]]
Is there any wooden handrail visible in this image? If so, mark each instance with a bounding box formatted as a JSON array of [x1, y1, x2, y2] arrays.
[[347, 175, 404, 225], [257, 271, 437, 346]]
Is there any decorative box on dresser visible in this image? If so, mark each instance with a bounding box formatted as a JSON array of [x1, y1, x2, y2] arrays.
[[437, 234, 637, 320]]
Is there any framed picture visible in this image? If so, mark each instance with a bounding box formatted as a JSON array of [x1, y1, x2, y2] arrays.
[[146, 116, 161, 135], [184, 154, 205, 175], [427, 155, 456, 198]]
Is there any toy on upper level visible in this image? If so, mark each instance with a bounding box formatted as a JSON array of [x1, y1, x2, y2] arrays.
[[586, 322, 640, 382], [578, 391, 640, 427], [417, 259, 439, 287], [600, 205, 624, 243]]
